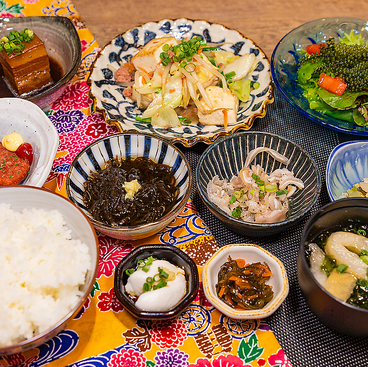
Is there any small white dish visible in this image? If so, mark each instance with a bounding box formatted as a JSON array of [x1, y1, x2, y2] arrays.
[[202, 243, 289, 319], [326, 140, 368, 201], [0, 98, 59, 187]]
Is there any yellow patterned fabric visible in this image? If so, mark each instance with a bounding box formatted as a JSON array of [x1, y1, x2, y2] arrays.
[[0, 1, 292, 366]]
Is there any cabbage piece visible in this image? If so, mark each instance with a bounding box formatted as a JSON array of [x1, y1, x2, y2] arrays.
[[229, 79, 251, 102], [211, 50, 238, 67], [222, 53, 258, 81], [151, 105, 181, 128]]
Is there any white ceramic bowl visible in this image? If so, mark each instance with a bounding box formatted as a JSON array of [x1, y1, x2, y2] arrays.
[[326, 140, 368, 201], [66, 132, 192, 240], [0, 98, 59, 187], [0, 186, 99, 356], [202, 243, 289, 319]]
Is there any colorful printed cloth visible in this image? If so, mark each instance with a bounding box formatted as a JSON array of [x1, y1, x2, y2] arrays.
[[0, 1, 292, 366]]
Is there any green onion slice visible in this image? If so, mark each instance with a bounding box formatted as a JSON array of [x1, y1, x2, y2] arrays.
[[336, 264, 348, 273]]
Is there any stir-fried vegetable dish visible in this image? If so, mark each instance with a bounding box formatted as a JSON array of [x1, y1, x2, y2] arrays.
[[297, 30, 368, 126], [216, 256, 274, 310], [112, 36, 260, 128]]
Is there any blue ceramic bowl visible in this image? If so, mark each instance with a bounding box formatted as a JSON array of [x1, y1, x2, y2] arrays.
[[326, 140, 368, 201], [196, 131, 321, 237], [66, 133, 192, 240], [271, 17, 368, 136]]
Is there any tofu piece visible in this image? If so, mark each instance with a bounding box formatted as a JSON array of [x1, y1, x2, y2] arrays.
[[0, 34, 52, 95], [198, 86, 239, 126], [131, 37, 178, 74], [324, 269, 357, 302]]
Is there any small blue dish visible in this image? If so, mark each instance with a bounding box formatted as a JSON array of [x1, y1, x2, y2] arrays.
[[326, 140, 368, 201], [66, 132, 192, 240], [196, 131, 321, 237], [271, 17, 368, 136]]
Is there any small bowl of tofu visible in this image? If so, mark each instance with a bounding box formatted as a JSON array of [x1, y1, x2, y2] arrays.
[[88, 18, 273, 147], [0, 16, 81, 111], [326, 140, 368, 201]]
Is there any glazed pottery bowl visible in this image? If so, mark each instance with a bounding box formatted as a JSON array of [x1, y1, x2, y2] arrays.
[[114, 245, 199, 320], [88, 18, 273, 147], [202, 243, 288, 319], [297, 198, 368, 337], [326, 140, 368, 201], [196, 131, 321, 237], [0, 98, 59, 187], [66, 132, 192, 240], [0, 16, 81, 111], [0, 186, 99, 356], [271, 17, 368, 136]]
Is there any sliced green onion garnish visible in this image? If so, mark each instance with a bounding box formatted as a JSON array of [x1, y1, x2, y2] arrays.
[[125, 268, 135, 276], [360, 255, 368, 265], [156, 280, 167, 288], [256, 180, 265, 186], [159, 269, 169, 279], [232, 207, 242, 218], [135, 116, 152, 123], [146, 276, 154, 284], [143, 282, 152, 292], [229, 194, 236, 204], [259, 191, 265, 197], [358, 229, 367, 236], [265, 184, 277, 192], [336, 264, 348, 273], [276, 189, 288, 196], [233, 189, 244, 199], [251, 173, 259, 181]]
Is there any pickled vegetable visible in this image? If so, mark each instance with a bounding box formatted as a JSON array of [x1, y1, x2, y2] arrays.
[[216, 256, 274, 310]]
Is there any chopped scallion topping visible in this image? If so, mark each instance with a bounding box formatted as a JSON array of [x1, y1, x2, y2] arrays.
[[336, 264, 348, 273]]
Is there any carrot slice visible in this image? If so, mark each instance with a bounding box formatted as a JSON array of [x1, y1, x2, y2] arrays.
[[235, 258, 246, 268], [318, 72, 347, 96], [218, 286, 225, 297]]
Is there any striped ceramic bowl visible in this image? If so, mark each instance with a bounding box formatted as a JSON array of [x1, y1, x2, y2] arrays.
[[66, 133, 192, 240], [196, 131, 321, 237]]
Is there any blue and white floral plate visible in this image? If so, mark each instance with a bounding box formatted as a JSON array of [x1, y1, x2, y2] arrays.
[[87, 19, 273, 147]]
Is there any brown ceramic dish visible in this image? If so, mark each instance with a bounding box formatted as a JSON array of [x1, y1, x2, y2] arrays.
[[298, 198, 368, 337]]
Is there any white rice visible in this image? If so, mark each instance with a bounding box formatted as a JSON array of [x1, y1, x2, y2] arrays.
[[0, 203, 92, 347]]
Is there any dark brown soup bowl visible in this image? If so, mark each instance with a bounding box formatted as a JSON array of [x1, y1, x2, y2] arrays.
[[297, 198, 368, 337]]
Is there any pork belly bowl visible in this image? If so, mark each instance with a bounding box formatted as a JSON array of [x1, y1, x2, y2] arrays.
[[66, 132, 192, 240], [87, 18, 273, 147], [0, 16, 81, 111], [196, 131, 321, 237], [298, 198, 368, 337]]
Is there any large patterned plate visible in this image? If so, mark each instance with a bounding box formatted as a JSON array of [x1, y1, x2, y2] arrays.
[[87, 19, 273, 147]]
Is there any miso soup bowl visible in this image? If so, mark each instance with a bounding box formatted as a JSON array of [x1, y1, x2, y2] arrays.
[[297, 198, 368, 337]]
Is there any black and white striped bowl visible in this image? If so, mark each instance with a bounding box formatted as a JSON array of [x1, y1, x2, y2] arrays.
[[196, 131, 321, 237], [66, 133, 192, 240]]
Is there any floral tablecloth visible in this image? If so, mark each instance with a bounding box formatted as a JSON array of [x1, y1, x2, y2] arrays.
[[0, 1, 292, 366]]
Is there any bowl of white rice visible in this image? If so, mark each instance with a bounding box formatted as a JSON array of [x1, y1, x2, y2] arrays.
[[0, 186, 99, 356]]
